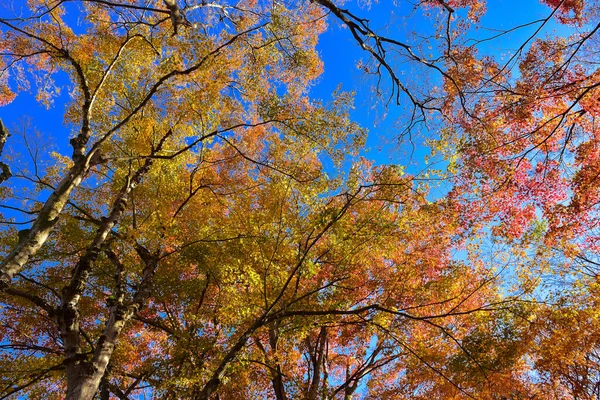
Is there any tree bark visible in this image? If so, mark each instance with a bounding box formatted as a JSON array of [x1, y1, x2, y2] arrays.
[[0, 155, 91, 287], [60, 132, 171, 399], [269, 328, 287, 400], [307, 327, 328, 400], [65, 248, 159, 400]]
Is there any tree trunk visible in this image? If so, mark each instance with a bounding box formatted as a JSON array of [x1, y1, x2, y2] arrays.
[[272, 367, 287, 400]]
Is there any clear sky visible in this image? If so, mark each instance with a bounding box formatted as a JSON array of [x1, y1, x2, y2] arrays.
[[0, 0, 571, 193], [303, 0, 571, 200]]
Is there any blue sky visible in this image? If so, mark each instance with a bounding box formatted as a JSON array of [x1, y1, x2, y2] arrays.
[[1, 0, 568, 163], [308, 0, 572, 177], [0, 0, 573, 219]]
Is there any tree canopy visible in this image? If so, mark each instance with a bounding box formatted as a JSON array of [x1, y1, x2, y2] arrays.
[[0, 0, 599, 398]]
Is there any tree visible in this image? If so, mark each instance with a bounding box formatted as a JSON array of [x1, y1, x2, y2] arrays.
[[439, 0, 600, 249], [1, 0, 598, 398], [437, 0, 600, 396]]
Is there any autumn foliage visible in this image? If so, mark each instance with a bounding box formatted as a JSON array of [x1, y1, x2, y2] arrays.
[[0, 0, 599, 398]]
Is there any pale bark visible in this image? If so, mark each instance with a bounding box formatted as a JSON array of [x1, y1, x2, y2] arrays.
[[0, 156, 90, 287], [65, 247, 159, 400], [61, 132, 171, 399], [0, 17, 96, 289], [163, 0, 187, 34]]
